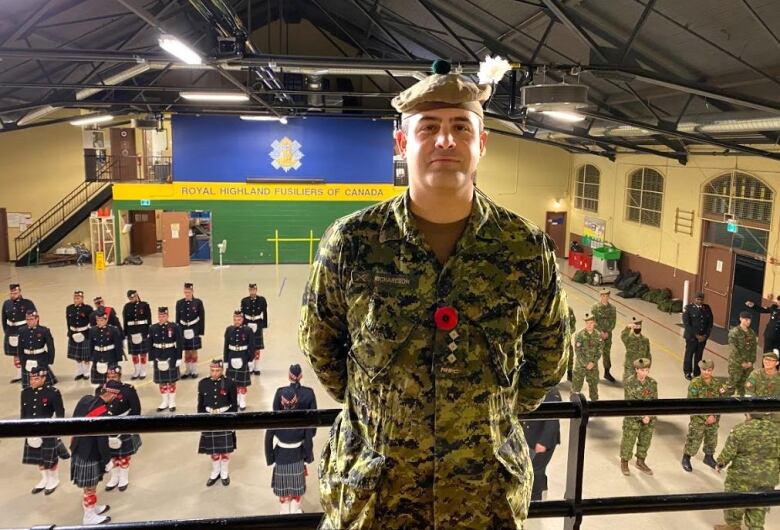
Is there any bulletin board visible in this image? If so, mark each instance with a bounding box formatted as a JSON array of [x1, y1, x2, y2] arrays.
[[6, 212, 33, 231], [583, 216, 606, 249]]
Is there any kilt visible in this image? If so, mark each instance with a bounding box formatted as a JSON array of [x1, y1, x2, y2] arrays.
[[111, 434, 142, 458], [67, 339, 91, 361], [70, 455, 104, 488], [153, 363, 180, 384], [90, 365, 108, 385], [254, 329, 265, 350], [272, 461, 306, 496], [226, 366, 251, 387], [22, 366, 57, 389], [22, 437, 59, 468], [127, 334, 150, 355], [181, 334, 201, 350], [4, 334, 19, 356], [198, 431, 236, 455]]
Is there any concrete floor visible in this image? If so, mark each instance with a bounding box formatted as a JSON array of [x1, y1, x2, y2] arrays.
[[0, 256, 776, 529]]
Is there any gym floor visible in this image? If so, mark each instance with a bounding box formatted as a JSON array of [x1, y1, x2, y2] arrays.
[[0, 257, 775, 529]]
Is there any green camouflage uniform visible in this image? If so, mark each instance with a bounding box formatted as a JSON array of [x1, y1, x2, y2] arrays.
[[683, 375, 728, 457], [620, 375, 658, 460], [727, 326, 758, 396], [620, 328, 650, 381], [572, 328, 601, 400], [591, 302, 616, 372], [567, 307, 576, 376], [299, 190, 569, 529], [745, 368, 780, 423], [716, 416, 780, 530]]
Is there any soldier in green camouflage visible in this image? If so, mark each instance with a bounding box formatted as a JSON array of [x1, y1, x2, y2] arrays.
[[567, 306, 576, 381], [299, 58, 569, 529], [745, 350, 780, 424], [591, 288, 617, 382], [681, 358, 728, 472], [620, 317, 650, 381], [727, 311, 758, 396], [714, 412, 780, 530], [620, 358, 657, 476], [572, 313, 601, 400]]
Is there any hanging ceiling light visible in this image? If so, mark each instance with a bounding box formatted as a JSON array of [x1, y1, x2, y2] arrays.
[[69, 115, 114, 126], [158, 35, 202, 65], [539, 110, 586, 123], [180, 91, 249, 102], [522, 82, 589, 120], [240, 115, 288, 124]]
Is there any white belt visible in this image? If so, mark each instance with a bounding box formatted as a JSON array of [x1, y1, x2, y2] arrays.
[[229, 344, 248, 351], [127, 320, 148, 326], [206, 406, 230, 414], [23, 347, 47, 355], [180, 317, 200, 326], [153, 342, 176, 349], [94, 345, 115, 352], [244, 314, 263, 321], [69, 325, 89, 332], [274, 438, 302, 449], [6, 319, 25, 327]]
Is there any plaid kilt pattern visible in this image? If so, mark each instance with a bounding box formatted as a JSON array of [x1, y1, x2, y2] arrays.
[[272, 461, 306, 496], [22, 437, 59, 468], [198, 431, 236, 455], [181, 335, 202, 350], [67, 339, 91, 361], [111, 434, 142, 457], [127, 334, 150, 355], [153, 363, 180, 384], [90, 365, 108, 385], [4, 334, 19, 356], [70, 455, 104, 488], [226, 366, 251, 387], [253, 329, 265, 350]]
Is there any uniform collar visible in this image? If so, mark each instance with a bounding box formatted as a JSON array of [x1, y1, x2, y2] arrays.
[[378, 187, 502, 246]]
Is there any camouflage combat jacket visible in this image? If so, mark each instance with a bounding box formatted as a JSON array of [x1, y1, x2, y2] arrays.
[[591, 302, 616, 333], [620, 328, 650, 367], [687, 375, 728, 421], [717, 417, 780, 489], [745, 368, 780, 397], [299, 189, 569, 529], [574, 329, 601, 366], [728, 326, 758, 367], [624, 375, 658, 420]]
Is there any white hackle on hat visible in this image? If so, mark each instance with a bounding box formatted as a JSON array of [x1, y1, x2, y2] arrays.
[[477, 55, 511, 85]]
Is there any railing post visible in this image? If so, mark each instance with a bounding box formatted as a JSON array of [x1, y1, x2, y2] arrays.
[[563, 393, 589, 530]]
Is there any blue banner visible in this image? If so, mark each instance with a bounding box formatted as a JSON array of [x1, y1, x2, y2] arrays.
[[172, 115, 394, 183]]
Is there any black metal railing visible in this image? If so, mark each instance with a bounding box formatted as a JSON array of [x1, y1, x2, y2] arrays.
[[85, 154, 172, 183], [1, 396, 778, 530]]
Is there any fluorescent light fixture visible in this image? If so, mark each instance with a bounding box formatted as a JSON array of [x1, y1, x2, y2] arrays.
[[541, 110, 585, 123], [69, 115, 114, 126], [159, 35, 202, 65], [239, 115, 288, 124], [180, 91, 249, 102], [279, 117, 288, 125]]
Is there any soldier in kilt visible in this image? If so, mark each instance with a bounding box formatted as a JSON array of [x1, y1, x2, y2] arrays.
[[149, 306, 183, 412], [3, 283, 36, 383], [66, 290, 93, 380], [70, 380, 123, 525], [87, 307, 124, 386], [197, 359, 238, 487], [224, 310, 255, 411], [21, 367, 68, 495], [122, 290, 151, 380], [99, 364, 142, 492], [176, 282, 205, 379], [275, 364, 318, 411], [18, 309, 57, 389], [241, 283, 268, 376], [266, 385, 315, 514], [90, 296, 123, 334]]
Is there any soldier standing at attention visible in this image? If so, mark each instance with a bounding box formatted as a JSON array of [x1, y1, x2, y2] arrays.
[[122, 290, 151, 380], [745, 295, 780, 353], [620, 317, 650, 381], [572, 313, 601, 400], [591, 288, 617, 382], [149, 307, 182, 412], [727, 311, 758, 396], [90, 296, 123, 334], [100, 363, 142, 492], [197, 359, 238, 487], [176, 282, 205, 379], [223, 310, 255, 411], [66, 290, 93, 380], [682, 292, 714, 380], [714, 412, 780, 530], [3, 283, 36, 383], [87, 307, 124, 387], [566, 307, 576, 381], [241, 283, 268, 376], [681, 359, 727, 472], [299, 58, 569, 529], [18, 309, 57, 388], [620, 358, 658, 476]]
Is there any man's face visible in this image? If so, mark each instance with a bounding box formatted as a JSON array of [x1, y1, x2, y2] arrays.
[[249, 287, 257, 297], [74, 294, 83, 305], [600, 294, 609, 304], [395, 108, 487, 193], [210, 365, 223, 379], [233, 314, 244, 327], [740, 317, 751, 328], [96, 315, 108, 328], [101, 392, 116, 403], [701, 367, 714, 380], [107, 370, 121, 382], [25, 314, 38, 327], [763, 357, 778, 371], [128, 293, 138, 303], [30, 374, 45, 389], [695, 297, 703, 305], [94, 299, 104, 307], [158, 312, 168, 324], [10, 287, 20, 301], [636, 367, 650, 380], [585, 320, 595, 332], [184, 288, 193, 300]]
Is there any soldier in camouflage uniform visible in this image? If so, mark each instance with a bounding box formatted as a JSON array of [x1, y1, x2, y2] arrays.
[[620, 317, 650, 381], [714, 413, 780, 530], [567, 307, 576, 381], [620, 358, 657, 476], [727, 311, 758, 396], [299, 59, 569, 529], [745, 350, 780, 424], [682, 358, 728, 472], [572, 314, 601, 400], [591, 288, 617, 382]]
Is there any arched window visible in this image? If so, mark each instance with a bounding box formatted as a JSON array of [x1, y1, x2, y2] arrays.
[[574, 164, 599, 213], [702, 171, 773, 228], [626, 167, 664, 227]]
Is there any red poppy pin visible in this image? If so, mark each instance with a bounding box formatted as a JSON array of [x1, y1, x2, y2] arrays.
[[42, 397, 48, 405], [434, 306, 458, 331], [36, 333, 42, 338], [219, 389, 227, 396]]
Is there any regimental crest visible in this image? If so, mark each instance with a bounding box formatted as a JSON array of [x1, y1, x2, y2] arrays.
[[270, 137, 303, 172]]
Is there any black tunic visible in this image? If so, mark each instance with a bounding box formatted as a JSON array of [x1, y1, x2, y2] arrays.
[[96, 382, 143, 457], [197, 376, 238, 454], [123, 301, 152, 354], [21, 384, 65, 467], [2, 297, 36, 356], [240, 295, 268, 349], [682, 303, 714, 339], [89, 307, 123, 335], [175, 298, 205, 349], [70, 395, 112, 462], [66, 303, 93, 361], [223, 325, 255, 387], [18, 324, 56, 388], [149, 322, 183, 383], [87, 325, 124, 384]]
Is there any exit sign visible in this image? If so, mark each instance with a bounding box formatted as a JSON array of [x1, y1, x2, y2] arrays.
[[726, 219, 738, 233], [140, 199, 151, 206]]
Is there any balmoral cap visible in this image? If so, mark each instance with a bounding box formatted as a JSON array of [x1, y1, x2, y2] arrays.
[[698, 359, 715, 370], [634, 358, 652, 369]]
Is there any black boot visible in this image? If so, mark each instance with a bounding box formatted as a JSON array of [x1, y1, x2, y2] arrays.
[[681, 454, 692, 472], [703, 454, 717, 469], [604, 370, 616, 383], [566, 370, 573, 382]]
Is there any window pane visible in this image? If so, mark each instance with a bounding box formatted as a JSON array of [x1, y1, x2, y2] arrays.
[[642, 191, 662, 211], [627, 207, 640, 222], [626, 189, 641, 208], [629, 171, 643, 189], [643, 169, 664, 192], [641, 210, 661, 227], [576, 182, 584, 198]]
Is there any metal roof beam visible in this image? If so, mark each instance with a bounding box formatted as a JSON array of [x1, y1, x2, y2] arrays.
[[619, 0, 655, 65], [540, 0, 609, 63]]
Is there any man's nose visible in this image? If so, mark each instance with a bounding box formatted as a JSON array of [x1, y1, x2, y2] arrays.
[[434, 127, 456, 149]]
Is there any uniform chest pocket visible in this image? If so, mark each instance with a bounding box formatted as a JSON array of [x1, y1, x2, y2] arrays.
[[349, 294, 419, 381], [476, 304, 527, 387]]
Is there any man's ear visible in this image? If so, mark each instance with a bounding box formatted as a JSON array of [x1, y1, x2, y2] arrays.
[[394, 129, 407, 157], [479, 129, 488, 157]]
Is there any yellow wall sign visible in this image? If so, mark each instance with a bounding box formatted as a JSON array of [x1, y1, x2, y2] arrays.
[[113, 182, 405, 202]]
